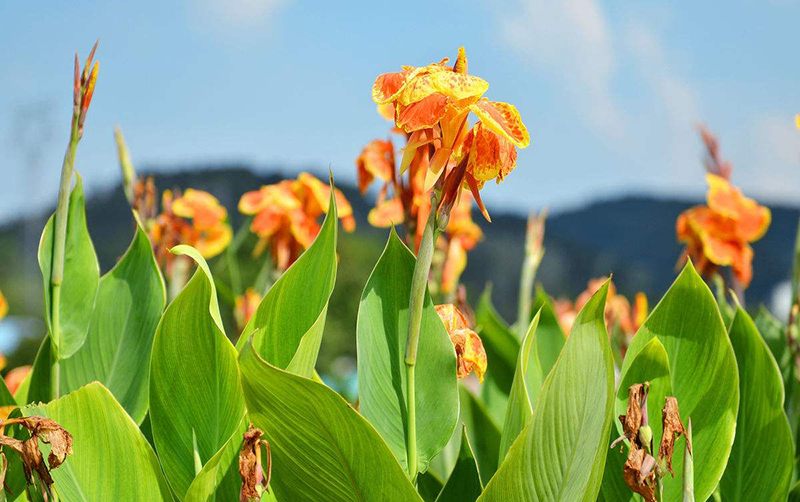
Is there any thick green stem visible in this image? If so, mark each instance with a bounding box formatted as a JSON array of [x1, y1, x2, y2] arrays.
[[404, 190, 442, 482], [50, 116, 80, 398]]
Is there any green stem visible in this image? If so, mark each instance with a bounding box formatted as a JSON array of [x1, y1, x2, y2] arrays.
[[516, 251, 540, 339], [683, 418, 694, 502], [404, 190, 442, 482], [50, 115, 80, 398]]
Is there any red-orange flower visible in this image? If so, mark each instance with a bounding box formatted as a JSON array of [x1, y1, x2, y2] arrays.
[[234, 288, 262, 332], [4, 365, 30, 395], [556, 278, 647, 339], [440, 194, 483, 295], [371, 47, 530, 221], [676, 174, 770, 288], [149, 188, 233, 268], [239, 173, 355, 271], [435, 303, 487, 382]]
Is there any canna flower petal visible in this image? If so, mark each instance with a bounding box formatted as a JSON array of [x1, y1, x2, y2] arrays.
[[4, 365, 30, 395], [371, 60, 449, 105], [0, 288, 7, 320], [356, 140, 395, 194], [195, 222, 233, 259], [705, 174, 771, 242], [398, 70, 488, 107], [235, 288, 262, 331], [435, 304, 487, 382], [251, 207, 286, 239], [395, 94, 450, 132], [368, 197, 404, 227], [465, 122, 518, 184], [377, 103, 395, 122], [173, 189, 228, 230], [296, 172, 356, 228], [469, 99, 530, 148], [239, 188, 270, 215], [441, 238, 467, 295], [288, 209, 321, 249], [446, 193, 483, 250]]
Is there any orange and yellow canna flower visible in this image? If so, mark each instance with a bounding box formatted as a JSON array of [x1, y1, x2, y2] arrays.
[[556, 278, 647, 340], [676, 174, 770, 288], [435, 303, 487, 382], [239, 173, 355, 271], [4, 365, 30, 395], [371, 46, 530, 220], [234, 288, 262, 332], [0, 288, 7, 320], [149, 188, 233, 270]]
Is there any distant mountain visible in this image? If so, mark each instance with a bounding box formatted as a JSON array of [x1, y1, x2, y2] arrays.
[[0, 166, 796, 368]]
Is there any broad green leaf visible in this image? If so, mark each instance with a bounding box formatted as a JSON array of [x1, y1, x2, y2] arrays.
[[356, 230, 458, 474], [476, 287, 520, 395], [22, 382, 172, 500], [719, 308, 793, 501], [460, 385, 502, 484], [150, 245, 245, 498], [235, 185, 338, 378], [15, 335, 54, 405], [620, 262, 739, 502], [499, 311, 543, 463], [790, 480, 800, 502], [38, 173, 100, 359], [531, 286, 566, 376], [436, 425, 483, 502], [601, 337, 672, 501], [184, 418, 248, 502], [239, 340, 423, 502], [418, 471, 445, 502], [59, 215, 165, 423], [478, 282, 614, 502]]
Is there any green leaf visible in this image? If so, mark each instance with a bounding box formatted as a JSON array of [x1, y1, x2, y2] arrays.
[[149, 245, 245, 498], [620, 262, 739, 502], [38, 173, 100, 359], [600, 337, 672, 501], [22, 382, 173, 500], [718, 307, 793, 501], [356, 230, 459, 474], [459, 385, 502, 484], [476, 287, 520, 395], [531, 286, 566, 376], [15, 335, 54, 405], [478, 281, 614, 502], [418, 471, 445, 502], [184, 418, 248, 502], [238, 340, 423, 502], [436, 425, 483, 502], [235, 183, 338, 377], [59, 215, 165, 424], [790, 480, 800, 502], [499, 311, 543, 463]]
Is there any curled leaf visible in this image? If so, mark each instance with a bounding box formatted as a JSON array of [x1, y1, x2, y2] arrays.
[[611, 382, 648, 449], [624, 448, 657, 502], [659, 396, 690, 477]]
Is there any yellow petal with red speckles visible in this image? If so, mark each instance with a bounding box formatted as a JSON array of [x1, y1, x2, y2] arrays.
[[357, 140, 394, 193], [368, 198, 404, 227], [469, 99, 530, 148], [398, 71, 488, 107], [372, 62, 449, 104], [706, 174, 770, 241], [466, 122, 518, 183]]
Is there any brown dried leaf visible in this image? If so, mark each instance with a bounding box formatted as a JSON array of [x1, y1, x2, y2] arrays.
[[21, 437, 53, 494], [623, 447, 657, 502], [659, 396, 689, 476], [239, 425, 271, 502], [613, 382, 648, 449]]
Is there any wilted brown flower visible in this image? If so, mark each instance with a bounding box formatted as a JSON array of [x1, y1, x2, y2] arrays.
[[659, 396, 690, 477], [239, 425, 271, 502]]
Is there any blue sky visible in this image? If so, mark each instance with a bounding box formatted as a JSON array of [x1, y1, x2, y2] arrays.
[[1, 1, 799, 222]]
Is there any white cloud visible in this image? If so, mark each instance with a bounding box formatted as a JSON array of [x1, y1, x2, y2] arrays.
[[502, 0, 626, 139], [739, 114, 800, 202]]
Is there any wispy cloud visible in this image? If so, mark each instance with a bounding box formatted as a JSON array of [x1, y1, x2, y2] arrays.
[[740, 114, 800, 202], [501, 0, 626, 139], [194, 0, 290, 31]]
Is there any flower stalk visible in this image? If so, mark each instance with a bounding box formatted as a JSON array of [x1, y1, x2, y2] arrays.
[[51, 42, 98, 396], [404, 187, 444, 482], [683, 418, 694, 502], [516, 210, 546, 339]]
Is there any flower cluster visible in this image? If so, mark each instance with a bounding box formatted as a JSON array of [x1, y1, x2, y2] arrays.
[[148, 188, 233, 270], [677, 174, 770, 288], [370, 46, 530, 220], [554, 277, 647, 340], [235, 288, 262, 331], [435, 303, 487, 382], [239, 173, 355, 271]]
